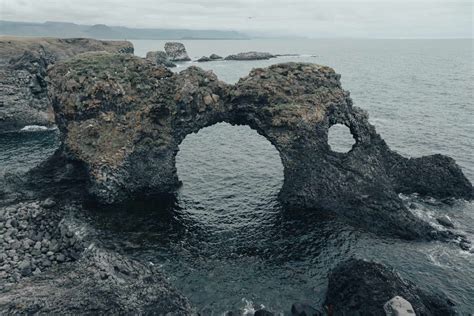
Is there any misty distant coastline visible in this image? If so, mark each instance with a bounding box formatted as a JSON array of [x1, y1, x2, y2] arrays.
[[0, 20, 252, 40]]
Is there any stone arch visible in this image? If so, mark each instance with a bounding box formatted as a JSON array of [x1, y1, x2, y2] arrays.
[[48, 53, 472, 239], [170, 118, 288, 197], [175, 122, 285, 200]]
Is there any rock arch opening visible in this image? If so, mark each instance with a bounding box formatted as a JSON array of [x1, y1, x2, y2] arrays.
[[328, 124, 356, 153], [175, 122, 284, 225]]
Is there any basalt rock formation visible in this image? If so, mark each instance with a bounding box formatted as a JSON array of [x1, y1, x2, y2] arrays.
[[47, 52, 472, 239], [0, 37, 133, 132], [325, 259, 455, 315], [164, 42, 191, 62]]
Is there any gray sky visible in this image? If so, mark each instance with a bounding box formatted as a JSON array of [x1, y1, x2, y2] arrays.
[[1, 0, 473, 38]]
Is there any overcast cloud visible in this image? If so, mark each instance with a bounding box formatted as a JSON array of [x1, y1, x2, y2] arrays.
[[1, 0, 472, 38]]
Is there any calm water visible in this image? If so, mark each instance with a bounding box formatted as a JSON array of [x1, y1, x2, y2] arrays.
[[1, 39, 473, 314]]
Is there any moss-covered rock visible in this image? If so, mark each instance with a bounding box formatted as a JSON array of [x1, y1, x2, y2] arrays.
[[48, 53, 473, 240]]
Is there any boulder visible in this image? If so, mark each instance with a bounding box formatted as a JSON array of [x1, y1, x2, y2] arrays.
[[436, 215, 454, 228], [0, 37, 134, 133], [325, 259, 455, 315], [46, 54, 472, 240], [384, 296, 415, 316], [291, 302, 322, 315], [164, 42, 191, 61], [145, 50, 176, 67], [224, 51, 275, 60]]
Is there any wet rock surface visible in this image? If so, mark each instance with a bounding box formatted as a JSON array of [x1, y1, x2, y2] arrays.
[[0, 37, 134, 132], [291, 302, 322, 315], [0, 164, 193, 314], [325, 259, 456, 315], [164, 41, 191, 61], [225, 51, 276, 60], [47, 53, 472, 240], [146, 50, 176, 67]]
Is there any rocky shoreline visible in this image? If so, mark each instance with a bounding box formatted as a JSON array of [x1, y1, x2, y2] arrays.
[[0, 37, 472, 314], [0, 200, 83, 283], [0, 37, 134, 133]]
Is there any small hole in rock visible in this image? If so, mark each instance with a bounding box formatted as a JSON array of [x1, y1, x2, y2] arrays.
[[328, 124, 355, 153]]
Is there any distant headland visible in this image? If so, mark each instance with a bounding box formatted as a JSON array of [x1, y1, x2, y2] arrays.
[[0, 20, 251, 40]]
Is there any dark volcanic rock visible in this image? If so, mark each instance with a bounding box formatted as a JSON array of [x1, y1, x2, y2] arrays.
[[291, 302, 322, 315], [209, 53, 223, 60], [0, 200, 85, 283], [197, 56, 212, 62], [224, 51, 275, 60], [164, 42, 191, 61], [0, 158, 193, 314], [0, 246, 193, 314], [254, 309, 275, 316], [325, 259, 455, 315], [46, 54, 472, 240], [437, 215, 454, 228], [0, 37, 134, 133], [145, 50, 176, 67]]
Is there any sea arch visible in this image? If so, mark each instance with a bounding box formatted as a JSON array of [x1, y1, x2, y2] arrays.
[[48, 53, 472, 238]]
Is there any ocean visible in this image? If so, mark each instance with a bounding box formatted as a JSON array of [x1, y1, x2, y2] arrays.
[[1, 39, 473, 314]]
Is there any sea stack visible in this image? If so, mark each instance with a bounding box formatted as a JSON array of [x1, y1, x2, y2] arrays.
[[164, 42, 191, 61]]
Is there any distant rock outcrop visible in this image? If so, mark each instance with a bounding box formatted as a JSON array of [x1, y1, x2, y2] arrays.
[[325, 259, 455, 315], [225, 51, 275, 60], [197, 56, 212, 62], [197, 54, 223, 62], [0, 37, 133, 133], [164, 42, 191, 61], [146, 50, 176, 67], [209, 53, 223, 60], [47, 53, 473, 240]]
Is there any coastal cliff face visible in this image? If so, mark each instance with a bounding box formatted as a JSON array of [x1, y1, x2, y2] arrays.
[[0, 37, 133, 132], [48, 52, 473, 240]]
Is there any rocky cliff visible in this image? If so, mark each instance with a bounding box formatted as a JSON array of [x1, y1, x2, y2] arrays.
[[0, 37, 134, 132], [47, 52, 473, 240]]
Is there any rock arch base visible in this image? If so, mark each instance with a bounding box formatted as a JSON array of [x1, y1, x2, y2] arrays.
[[48, 53, 472, 239]]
